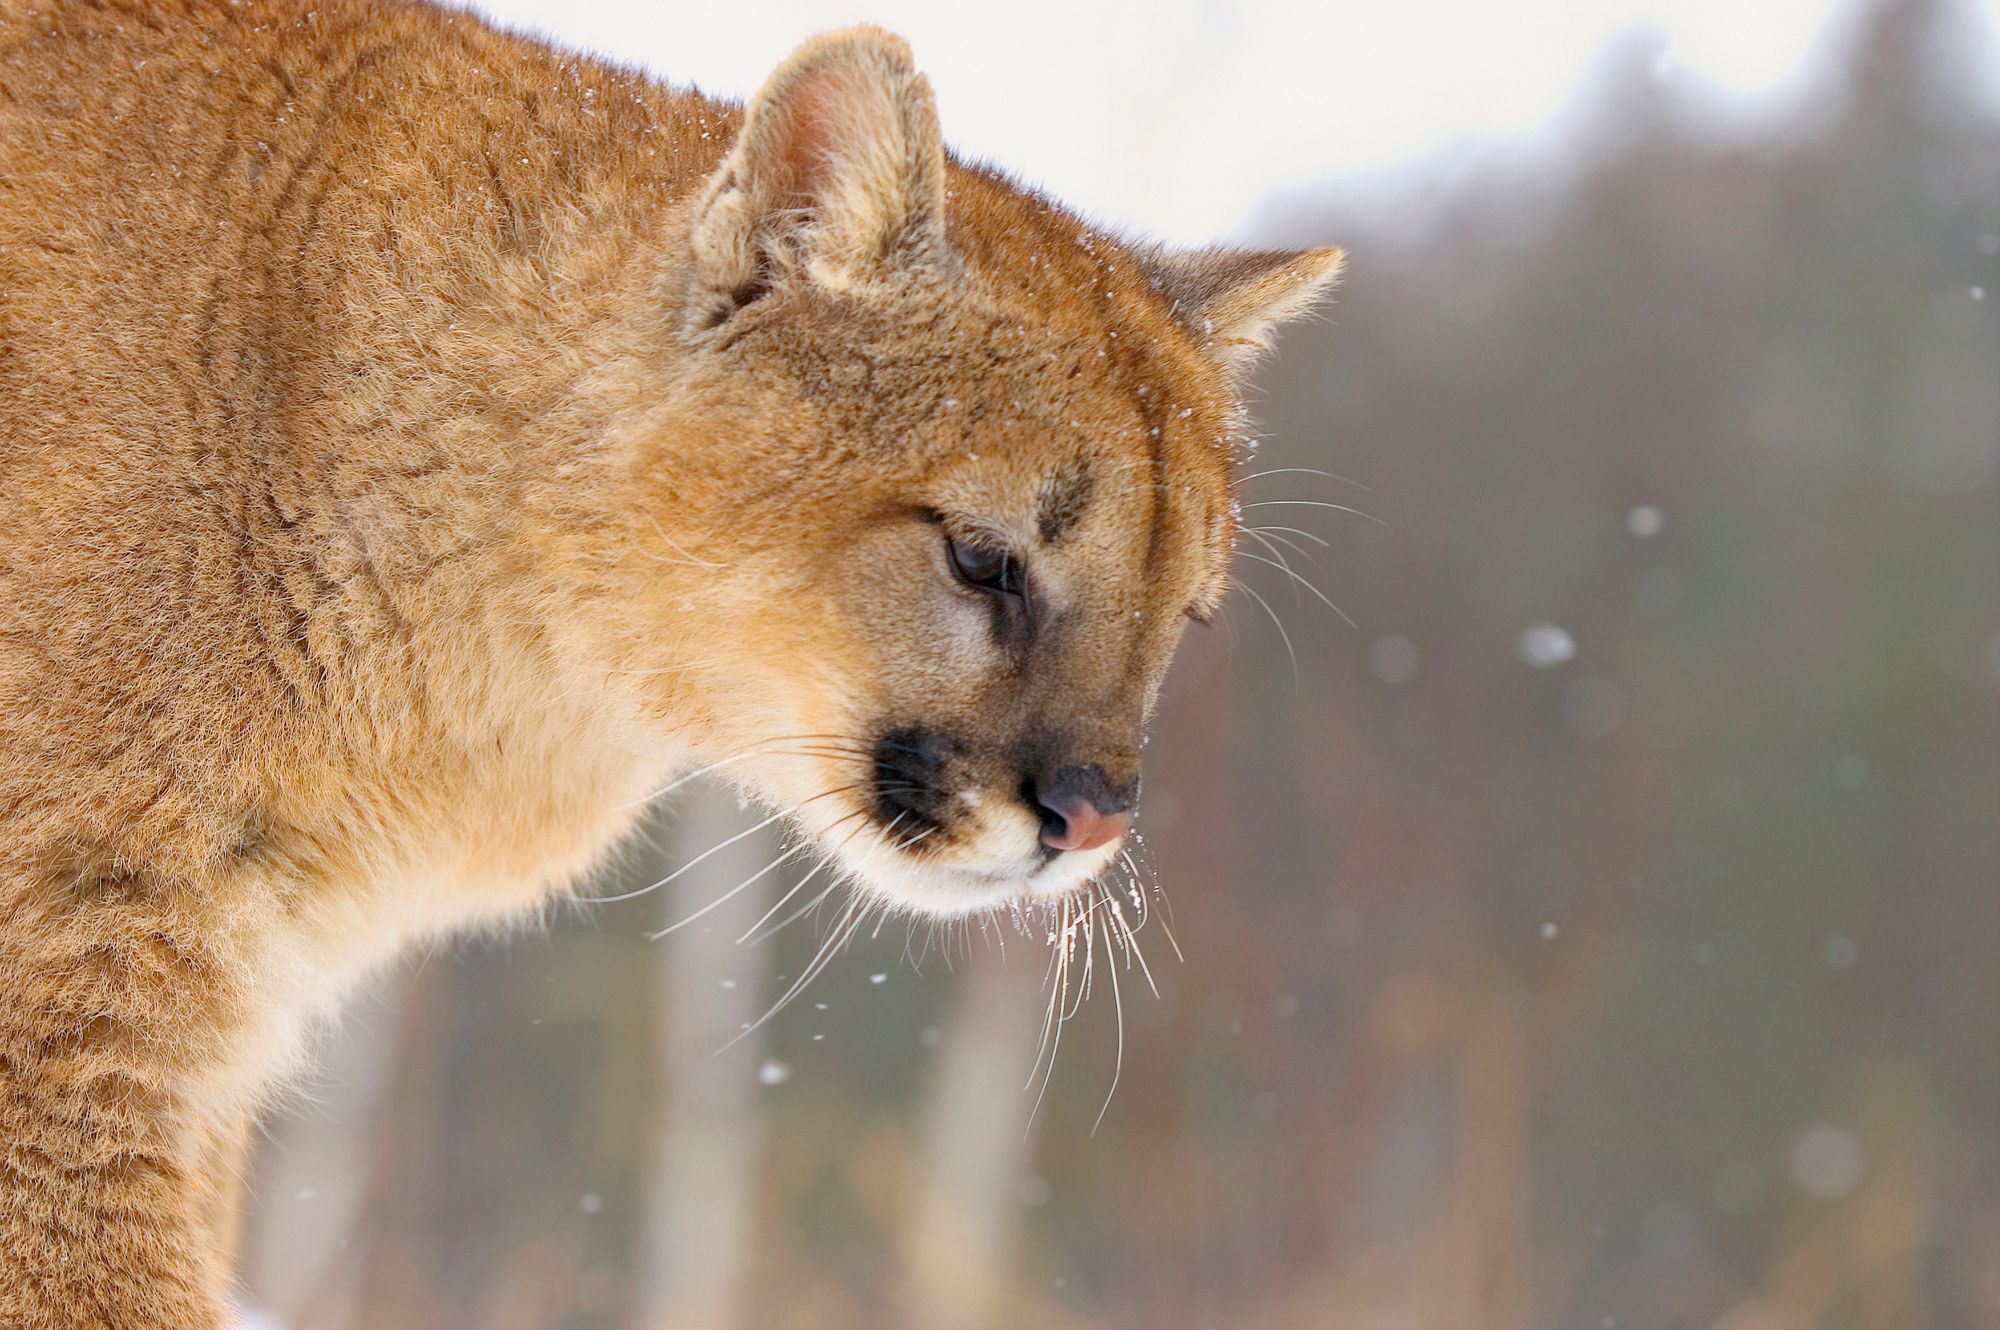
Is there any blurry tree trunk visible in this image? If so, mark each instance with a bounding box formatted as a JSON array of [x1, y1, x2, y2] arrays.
[[899, 944, 1043, 1330], [335, 963, 466, 1330], [632, 786, 776, 1330], [240, 972, 420, 1330]]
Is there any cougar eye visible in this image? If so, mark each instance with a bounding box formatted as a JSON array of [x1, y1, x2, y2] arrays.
[[946, 534, 1026, 599]]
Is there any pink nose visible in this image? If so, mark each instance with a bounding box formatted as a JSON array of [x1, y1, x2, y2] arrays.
[[1038, 794, 1132, 853]]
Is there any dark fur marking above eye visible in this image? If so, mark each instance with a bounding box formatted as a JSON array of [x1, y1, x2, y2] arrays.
[[1036, 457, 1094, 544]]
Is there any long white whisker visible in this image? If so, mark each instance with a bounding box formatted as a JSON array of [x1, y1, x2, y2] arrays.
[[742, 878, 841, 948], [737, 813, 885, 945], [1239, 498, 1387, 526], [1025, 898, 1069, 1092], [1065, 895, 1114, 1021], [1122, 849, 1184, 963], [1239, 525, 1298, 573], [1237, 550, 1356, 627], [1236, 466, 1372, 491], [588, 807, 789, 903], [1092, 890, 1125, 1136], [615, 737, 875, 811], [1025, 898, 1075, 1134], [1111, 890, 1160, 1000], [1243, 522, 1331, 548], [616, 749, 792, 811], [736, 852, 830, 944], [1238, 529, 1308, 605], [720, 899, 869, 1052], [598, 781, 866, 906], [646, 841, 805, 939], [1244, 530, 1328, 569], [1234, 578, 1298, 683]]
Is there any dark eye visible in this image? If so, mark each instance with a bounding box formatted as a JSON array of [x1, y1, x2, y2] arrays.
[[946, 535, 1026, 599]]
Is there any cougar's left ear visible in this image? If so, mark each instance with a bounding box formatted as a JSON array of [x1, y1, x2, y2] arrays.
[[1142, 246, 1345, 381], [689, 26, 948, 324]]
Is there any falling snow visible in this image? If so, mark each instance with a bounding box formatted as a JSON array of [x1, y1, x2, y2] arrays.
[[1517, 624, 1577, 667], [1789, 1123, 1864, 1198], [1369, 634, 1418, 684], [1625, 505, 1665, 538]]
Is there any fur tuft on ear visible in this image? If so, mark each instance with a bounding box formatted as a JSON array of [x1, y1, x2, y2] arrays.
[[1142, 245, 1345, 380], [689, 26, 947, 322]]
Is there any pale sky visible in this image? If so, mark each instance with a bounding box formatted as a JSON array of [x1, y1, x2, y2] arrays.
[[471, 0, 2000, 244]]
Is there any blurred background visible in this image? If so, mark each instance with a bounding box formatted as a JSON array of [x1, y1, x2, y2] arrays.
[[240, 0, 2000, 1326]]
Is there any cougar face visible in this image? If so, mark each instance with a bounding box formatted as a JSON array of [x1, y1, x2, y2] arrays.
[[656, 297, 1236, 916], [600, 31, 1342, 919]]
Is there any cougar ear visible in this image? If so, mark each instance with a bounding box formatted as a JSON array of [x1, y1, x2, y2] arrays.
[[1143, 246, 1345, 380], [689, 26, 947, 324]]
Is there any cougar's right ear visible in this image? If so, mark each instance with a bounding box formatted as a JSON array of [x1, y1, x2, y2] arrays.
[[688, 26, 948, 328], [1140, 245, 1345, 384]]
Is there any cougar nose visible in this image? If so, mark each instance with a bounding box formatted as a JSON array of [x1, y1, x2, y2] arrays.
[[1032, 765, 1135, 853]]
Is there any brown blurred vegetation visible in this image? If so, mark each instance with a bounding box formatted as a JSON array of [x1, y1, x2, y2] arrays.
[[243, 1, 2000, 1326]]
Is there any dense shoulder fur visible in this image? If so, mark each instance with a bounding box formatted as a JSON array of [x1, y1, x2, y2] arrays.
[[0, 4, 1339, 1324]]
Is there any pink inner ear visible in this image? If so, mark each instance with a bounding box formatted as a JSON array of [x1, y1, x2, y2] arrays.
[[770, 67, 867, 208]]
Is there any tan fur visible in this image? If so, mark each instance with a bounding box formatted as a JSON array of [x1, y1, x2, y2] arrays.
[[0, 3, 1340, 1324]]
